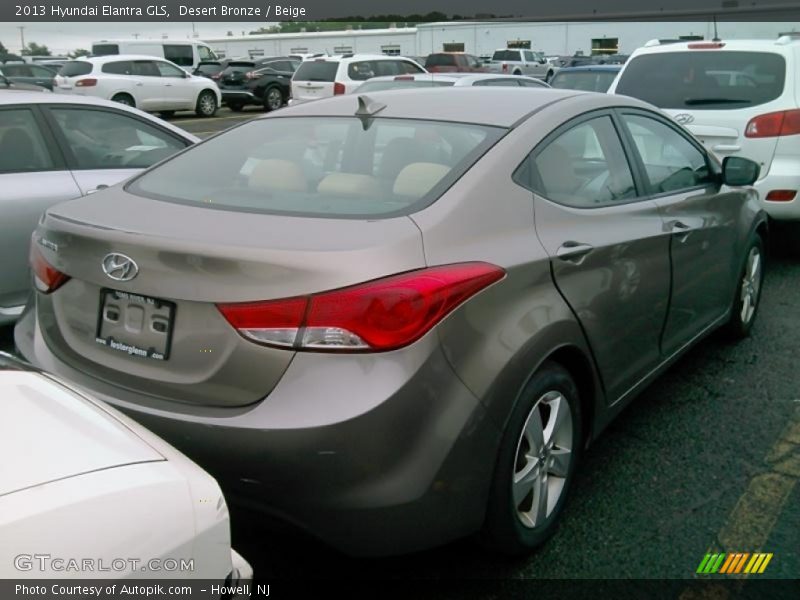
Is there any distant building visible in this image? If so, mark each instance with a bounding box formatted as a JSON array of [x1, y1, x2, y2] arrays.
[[202, 21, 795, 59]]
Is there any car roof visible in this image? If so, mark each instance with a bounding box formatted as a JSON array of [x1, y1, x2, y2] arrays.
[[365, 73, 542, 84], [555, 65, 623, 72], [0, 91, 199, 141], [275, 87, 595, 127], [631, 38, 798, 57], [78, 54, 180, 64]]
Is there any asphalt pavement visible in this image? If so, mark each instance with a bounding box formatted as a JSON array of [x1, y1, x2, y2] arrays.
[[1, 108, 797, 585]]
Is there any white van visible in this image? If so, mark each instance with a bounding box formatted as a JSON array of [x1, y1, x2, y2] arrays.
[[91, 40, 218, 72]]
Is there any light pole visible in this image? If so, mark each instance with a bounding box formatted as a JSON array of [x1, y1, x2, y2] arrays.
[[17, 26, 25, 54]]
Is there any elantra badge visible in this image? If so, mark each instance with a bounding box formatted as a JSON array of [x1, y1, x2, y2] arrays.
[[102, 253, 138, 282]]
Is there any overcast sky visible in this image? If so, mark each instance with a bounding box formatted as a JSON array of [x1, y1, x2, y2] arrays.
[[0, 22, 269, 55]]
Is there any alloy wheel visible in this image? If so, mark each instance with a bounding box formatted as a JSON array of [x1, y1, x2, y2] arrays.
[[512, 390, 574, 528], [266, 88, 282, 110], [740, 246, 762, 324]]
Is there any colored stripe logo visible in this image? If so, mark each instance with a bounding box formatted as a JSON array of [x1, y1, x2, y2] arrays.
[[696, 552, 773, 574]]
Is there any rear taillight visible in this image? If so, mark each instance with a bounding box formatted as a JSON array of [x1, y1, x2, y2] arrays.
[[333, 82, 345, 95], [765, 189, 797, 202], [394, 75, 414, 81], [217, 263, 505, 352], [245, 70, 260, 80], [75, 78, 97, 87], [745, 110, 800, 138], [502, 63, 508, 73], [211, 73, 222, 80], [30, 240, 69, 294]]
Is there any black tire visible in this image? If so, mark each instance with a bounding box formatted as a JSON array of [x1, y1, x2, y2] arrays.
[[195, 90, 218, 117], [263, 86, 284, 112], [227, 102, 244, 112], [159, 111, 175, 119], [482, 361, 583, 555], [111, 93, 135, 108], [545, 70, 554, 83], [722, 234, 765, 339]]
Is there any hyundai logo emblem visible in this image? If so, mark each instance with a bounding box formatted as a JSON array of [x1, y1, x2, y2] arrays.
[[674, 113, 695, 125], [102, 253, 138, 282]]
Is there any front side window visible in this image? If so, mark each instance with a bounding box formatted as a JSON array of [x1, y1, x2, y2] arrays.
[[163, 44, 194, 67], [50, 108, 187, 170], [2, 65, 32, 77], [622, 114, 714, 194], [128, 117, 504, 218], [525, 116, 637, 208], [156, 61, 185, 78], [0, 109, 55, 173], [198, 45, 216, 61]]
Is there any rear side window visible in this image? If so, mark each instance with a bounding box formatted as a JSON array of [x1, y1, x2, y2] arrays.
[[92, 44, 119, 56], [493, 50, 521, 61], [294, 61, 338, 82], [425, 54, 457, 68], [129, 116, 504, 218], [60, 62, 93, 77], [102, 61, 133, 75], [0, 109, 55, 173], [50, 107, 187, 170], [616, 51, 786, 110], [1, 65, 32, 77], [523, 116, 637, 208], [163, 44, 193, 67], [133, 61, 160, 77]]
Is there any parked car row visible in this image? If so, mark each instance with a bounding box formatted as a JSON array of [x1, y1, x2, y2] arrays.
[[1, 33, 795, 565]]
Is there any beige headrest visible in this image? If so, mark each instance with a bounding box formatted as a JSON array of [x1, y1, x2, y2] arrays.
[[317, 173, 381, 198], [392, 163, 450, 199], [248, 159, 306, 192]]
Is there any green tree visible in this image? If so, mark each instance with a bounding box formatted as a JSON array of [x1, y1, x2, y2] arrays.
[[21, 42, 51, 56], [69, 48, 91, 59]]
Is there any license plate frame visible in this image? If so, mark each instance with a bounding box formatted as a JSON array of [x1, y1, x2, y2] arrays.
[[95, 288, 176, 361]]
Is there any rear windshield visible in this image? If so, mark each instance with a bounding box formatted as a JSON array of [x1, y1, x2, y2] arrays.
[[492, 50, 521, 61], [223, 62, 257, 73], [128, 117, 504, 218], [196, 63, 223, 75], [357, 80, 455, 93], [60, 61, 93, 77], [92, 44, 119, 56], [294, 61, 338, 82], [426, 54, 457, 67], [550, 70, 619, 92], [616, 51, 786, 110]]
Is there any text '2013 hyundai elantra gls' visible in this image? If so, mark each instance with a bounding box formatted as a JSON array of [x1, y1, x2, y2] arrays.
[[16, 87, 767, 556]]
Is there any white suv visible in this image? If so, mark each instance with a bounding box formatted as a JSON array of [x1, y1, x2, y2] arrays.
[[290, 54, 426, 104], [54, 55, 222, 118], [609, 37, 800, 220]]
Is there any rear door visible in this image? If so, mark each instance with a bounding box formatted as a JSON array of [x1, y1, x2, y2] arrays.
[[42, 104, 191, 195], [292, 60, 338, 101], [0, 106, 80, 314], [618, 110, 740, 353], [521, 111, 671, 402]]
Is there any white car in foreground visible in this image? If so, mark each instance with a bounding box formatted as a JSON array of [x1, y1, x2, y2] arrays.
[[609, 36, 800, 220], [0, 352, 251, 582], [54, 55, 221, 117]]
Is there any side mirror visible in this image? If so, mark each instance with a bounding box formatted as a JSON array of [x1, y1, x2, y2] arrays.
[[722, 156, 760, 187]]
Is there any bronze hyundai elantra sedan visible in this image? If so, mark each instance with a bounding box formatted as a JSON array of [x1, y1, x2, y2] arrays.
[[15, 87, 766, 556]]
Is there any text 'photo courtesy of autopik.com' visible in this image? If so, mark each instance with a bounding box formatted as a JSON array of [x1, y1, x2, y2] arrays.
[[1, 0, 800, 599]]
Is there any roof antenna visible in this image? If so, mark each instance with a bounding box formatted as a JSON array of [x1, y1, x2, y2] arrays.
[[712, 16, 721, 42], [355, 95, 386, 130]]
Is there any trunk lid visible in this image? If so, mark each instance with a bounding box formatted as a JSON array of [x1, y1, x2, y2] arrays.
[[1, 371, 163, 496], [35, 190, 426, 408]]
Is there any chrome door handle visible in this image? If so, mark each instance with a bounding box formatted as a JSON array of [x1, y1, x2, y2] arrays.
[[135, 82, 143, 86], [86, 185, 109, 195], [711, 144, 741, 153], [556, 242, 594, 262]]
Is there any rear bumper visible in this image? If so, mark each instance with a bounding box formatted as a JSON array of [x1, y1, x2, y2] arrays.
[[15, 305, 501, 556], [754, 155, 800, 220]]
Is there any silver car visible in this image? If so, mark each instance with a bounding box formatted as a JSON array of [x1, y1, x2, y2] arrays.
[[356, 72, 550, 93], [0, 92, 197, 324], [16, 88, 766, 556]]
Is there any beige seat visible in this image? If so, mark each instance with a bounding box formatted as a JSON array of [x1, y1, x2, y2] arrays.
[[317, 172, 381, 199], [392, 163, 450, 199], [248, 159, 307, 193]]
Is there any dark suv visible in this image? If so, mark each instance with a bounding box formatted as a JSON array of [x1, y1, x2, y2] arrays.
[[218, 57, 300, 111]]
